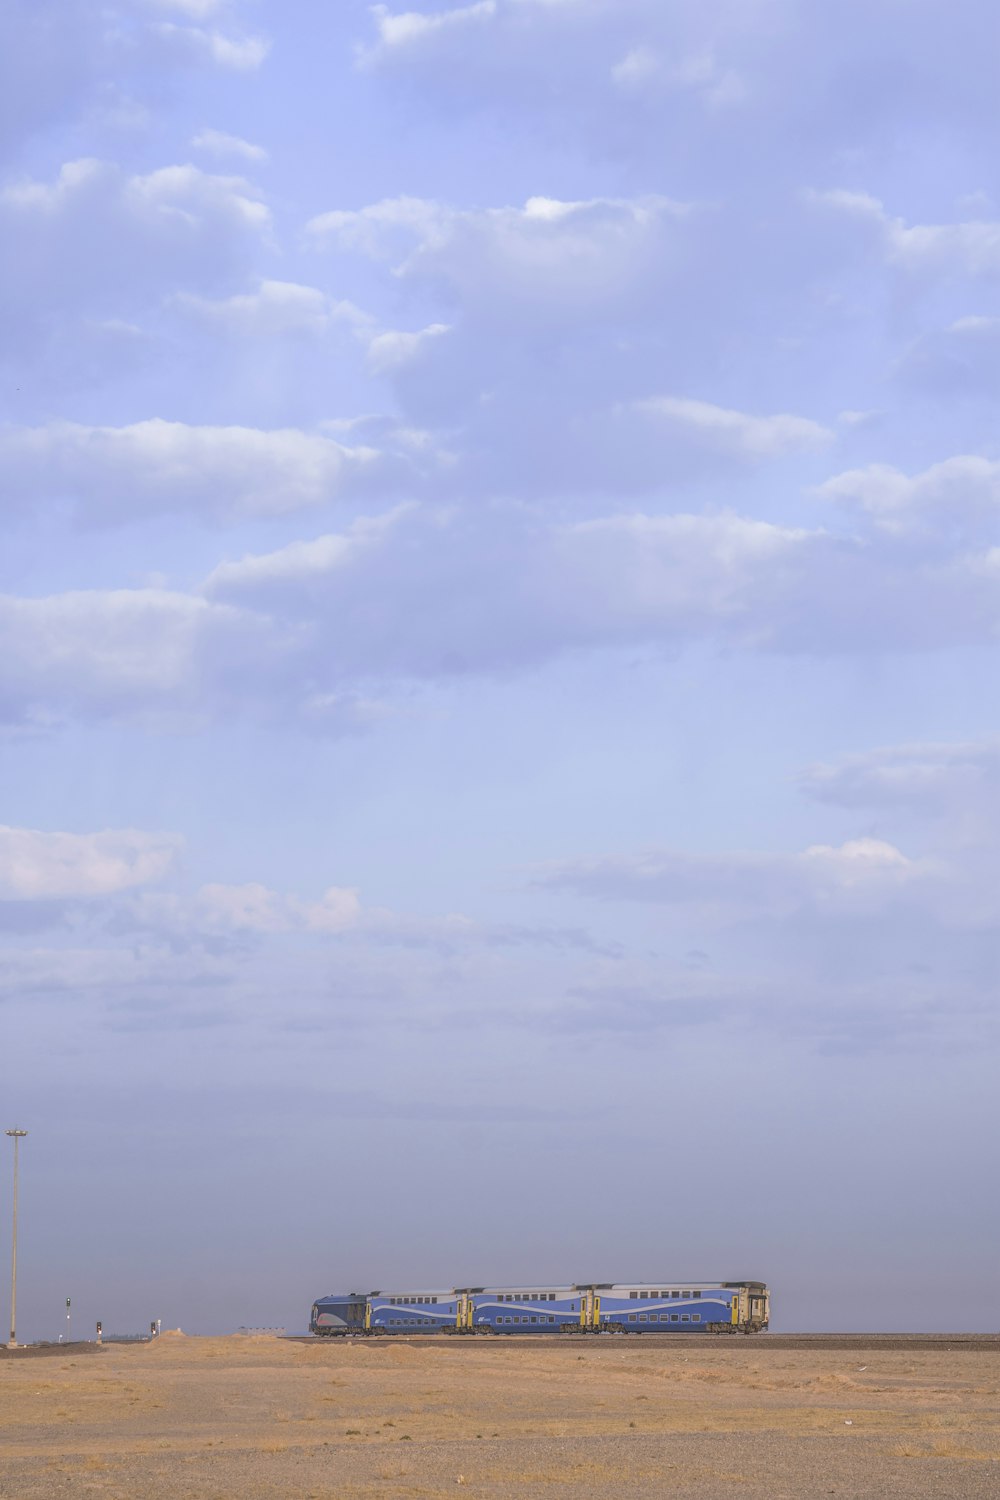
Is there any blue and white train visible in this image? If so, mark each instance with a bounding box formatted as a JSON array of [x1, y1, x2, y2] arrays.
[[310, 1280, 769, 1336]]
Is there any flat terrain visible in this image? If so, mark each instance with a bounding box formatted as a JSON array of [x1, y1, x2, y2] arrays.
[[0, 1334, 997, 1498]]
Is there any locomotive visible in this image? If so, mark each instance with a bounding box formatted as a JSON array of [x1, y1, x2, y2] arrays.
[[311, 1280, 769, 1335]]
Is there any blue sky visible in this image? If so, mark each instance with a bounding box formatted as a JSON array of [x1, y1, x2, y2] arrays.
[[2, 0, 999, 1337]]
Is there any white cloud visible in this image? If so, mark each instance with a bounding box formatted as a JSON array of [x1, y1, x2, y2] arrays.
[[307, 189, 838, 496], [611, 45, 659, 89], [124, 162, 268, 230], [202, 494, 1000, 679], [307, 192, 690, 320], [142, 0, 226, 14], [191, 127, 269, 162], [204, 504, 814, 665], [552, 511, 810, 638], [539, 836, 933, 918], [815, 455, 1000, 536], [196, 882, 363, 934], [306, 194, 443, 256], [815, 190, 1000, 279], [611, 45, 745, 108], [633, 395, 831, 460], [367, 322, 451, 374], [0, 587, 280, 729], [801, 740, 1000, 811], [0, 158, 272, 355], [0, 1, 268, 158], [366, 1, 498, 55], [153, 23, 269, 71], [175, 280, 370, 337], [2, 159, 267, 232], [0, 419, 384, 522], [204, 508, 410, 594], [0, 826, 181, 899]]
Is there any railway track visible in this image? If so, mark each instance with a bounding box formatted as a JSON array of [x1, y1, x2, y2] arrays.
[[285, 1332, 1000, 1353]]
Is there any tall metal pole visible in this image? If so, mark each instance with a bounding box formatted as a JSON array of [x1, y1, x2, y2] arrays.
[[6, 1129, 27, 1349]]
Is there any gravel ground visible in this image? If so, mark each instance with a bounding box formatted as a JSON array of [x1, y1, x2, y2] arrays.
[[0, 1333, 996, 1498]]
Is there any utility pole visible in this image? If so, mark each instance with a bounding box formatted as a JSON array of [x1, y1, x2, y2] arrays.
[[6, 1129, 27, 1349]]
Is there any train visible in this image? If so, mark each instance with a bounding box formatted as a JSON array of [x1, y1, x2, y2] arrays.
[[310, 1280, 769, 1336]]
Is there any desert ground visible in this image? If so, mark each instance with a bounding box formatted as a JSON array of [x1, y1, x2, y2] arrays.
[[1, 1333, 997, 1498]]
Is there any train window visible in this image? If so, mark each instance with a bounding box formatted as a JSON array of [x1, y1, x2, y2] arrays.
[[628, 1314, 636, 1322], [530, 1316, 537, 1324], [693, 1291, 701, 1298], [630, 1291, 638, 1299], [639, 1314, 647, 1322], [681, 1314, 690, 1322], [670, 1314, 679, 1322], [683, 1291, 691, 1298], [692, 1314, 701, 1322]]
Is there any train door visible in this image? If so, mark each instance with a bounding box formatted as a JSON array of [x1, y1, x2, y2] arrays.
[[593, 1295, 601, 1332]]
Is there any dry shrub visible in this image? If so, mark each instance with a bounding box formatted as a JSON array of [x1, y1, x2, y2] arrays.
[[891, 1439, 1000, 1462]]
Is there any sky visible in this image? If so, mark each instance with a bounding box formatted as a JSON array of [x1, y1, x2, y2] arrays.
[[2, 0, 999, 1339]]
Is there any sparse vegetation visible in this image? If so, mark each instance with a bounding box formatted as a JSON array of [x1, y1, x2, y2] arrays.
[[0, 1334, 996, 1496]]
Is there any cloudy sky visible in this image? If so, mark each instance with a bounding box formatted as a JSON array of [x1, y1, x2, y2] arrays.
[[3, 0, 999, 1338]]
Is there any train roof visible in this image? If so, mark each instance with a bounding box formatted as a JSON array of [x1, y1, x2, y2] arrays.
[[316, 1279, 768, 1300]]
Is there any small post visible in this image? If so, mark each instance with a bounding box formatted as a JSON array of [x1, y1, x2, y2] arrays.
[[66, 1297, 71, 1344], [96, 1320, 102, 1344]]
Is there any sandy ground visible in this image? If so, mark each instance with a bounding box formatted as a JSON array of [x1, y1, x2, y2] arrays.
[[0, 1333, 997, 1498]]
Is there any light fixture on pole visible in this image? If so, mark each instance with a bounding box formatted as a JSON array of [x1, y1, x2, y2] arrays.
[[6, 1129, 27, 1350]]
